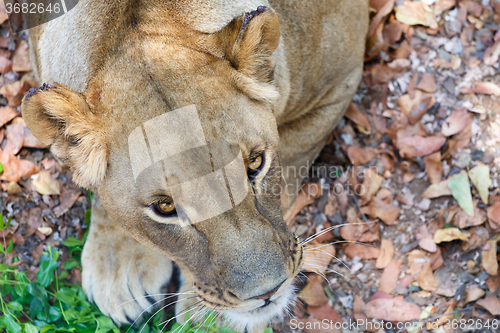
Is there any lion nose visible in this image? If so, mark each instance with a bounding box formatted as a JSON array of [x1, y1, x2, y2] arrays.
[[249, 279, 285, 300]]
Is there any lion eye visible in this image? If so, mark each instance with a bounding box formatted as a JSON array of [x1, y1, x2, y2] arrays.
[[248, 155, 263, 170], [153, 201, 177, 216]]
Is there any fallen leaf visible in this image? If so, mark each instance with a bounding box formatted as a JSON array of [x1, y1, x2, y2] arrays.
[[345, 102, 371, 133], [484, 39, 500, 65], [347, 146, 378, 165], [379, 259, 402, 293], [363, 296, 422, 321], [0, 150, 40, 182], [375, 238, 394, 269], [359, 168, 382, 205], [464, 288, 485, 304], [398, 135, 446, 158], [22, 208, 43, 238], [433, 228, 470, 243], [421, 179, 452, 198], [0, 1, 8, 24], [362, 196, 400, 225], [6, 181, 22, 194], [286, 182, 322, 224], [299, 275, 329, 307], [441, 107, 473, 137], [368, 0, 395, 36], [417, 225, 437, 252], [398, 90, 436, 124], [408, 250, 438, 291], [302, 242, 336, 274], [481, 240, 498, 276], [308, 303, 343, 323], [424, 151, 442, 184], [0, 80, 33, 107], [476, 295, 500, 316], [459, 82, 500, 96], [468, 164, 491, 205], [453, 201, 486, 228], [37, 226, 53, 236], [417, 72, 437, 93], [485, 275, 500, 292], [32, 171, 60, 195], [4, 123, 25, 155], [383, 20, 403, 45], [395, 1, 437, 28], [12, 39, 32, 72], [488, 201, 500, 226], [53, 188, 81, 217], [448, 172, 474, 216], [344, 243, 380, 259], [0, 106, 18, 127], [462, 226, 490, 252]]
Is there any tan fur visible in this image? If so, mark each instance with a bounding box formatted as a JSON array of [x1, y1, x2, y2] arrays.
[[22, 1, 368, 331]]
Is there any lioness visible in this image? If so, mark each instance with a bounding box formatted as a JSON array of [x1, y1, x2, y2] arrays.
[[21, 0, 368, 332]]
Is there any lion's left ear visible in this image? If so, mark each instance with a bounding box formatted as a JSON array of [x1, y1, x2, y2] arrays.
[[217, 6, 280, 101], [21, 84, 107, 189]]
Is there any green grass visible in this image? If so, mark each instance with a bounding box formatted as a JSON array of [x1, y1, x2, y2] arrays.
[[0, 206, 249, 333]]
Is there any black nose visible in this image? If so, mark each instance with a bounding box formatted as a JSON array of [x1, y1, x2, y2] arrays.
[[249, 279, 285, 300]]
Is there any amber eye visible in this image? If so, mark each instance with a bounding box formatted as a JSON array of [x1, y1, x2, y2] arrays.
[[153, 201, 177, 216], [248, 155, 263, 170]]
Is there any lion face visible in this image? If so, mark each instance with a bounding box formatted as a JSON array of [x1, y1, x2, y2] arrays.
[[22, 7, 303, 330]]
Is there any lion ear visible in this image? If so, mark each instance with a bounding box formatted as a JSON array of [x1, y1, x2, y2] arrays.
[[21, 84, 107, 189], [218, 7, 280, 101]]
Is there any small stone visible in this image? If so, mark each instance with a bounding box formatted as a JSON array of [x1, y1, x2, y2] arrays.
[[443, 77, 456, 95], [481, 153, 494, 164], [351, 262, 363, 273], [471, 150, 484, 161], [453, 150, 471, 169], [357, 273, 368, 282], [417, 198, 431, 211]]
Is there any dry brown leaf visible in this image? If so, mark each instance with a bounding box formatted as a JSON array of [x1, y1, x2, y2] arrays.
[[53, 188, 81, 217], [346, 146, 378, 165], [308, 303, 343, 323], [398, 90, 436, 124], [417, 225, 437, 253], [485, 276, 500, 292], [484, 39, 500, 65], [464, 288, 485, 304], [302, 242, 336, 274], [7, 181, 22, 194], [298, 275, 329, 307], [286, 182, 322, 224], [32, 171, 61, 196], [363, 296, 421, 321], [344, 243, 380, 259], [359, 168, 382, 205], [459, 82, 500, 96], [481, 240, 498, 276], [417, 73, 437, 93], [362, 196, 400, 225], [487, 201, 500, 226], [398, 135, 446, 158], [12, 39, 32, 73], [345, 102, 371, 133], [0, 80, 33, 107], [0, 106, 18, 127], [375, 238, 394, 269], [408, 250, 438, 291], [0, 150, 40, 182], [379, 259, 402, 293], [433, 228, 470, 243], [453, 201, 486, 229], [395, 1, 437, 28], [462, 226, 490, 252], [0, 1, 8, 24], [424, 151, 442, 184], [4, 123, 25, 155], [368, 0, 395, 36], [441, 107, 473, 137], [383, 20, 403, 45], [476, 296, 500, 316], [421, 179, 452, 198]]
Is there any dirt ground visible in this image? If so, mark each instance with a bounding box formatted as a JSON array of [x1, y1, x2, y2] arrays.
[[1, 1, 500, 333]]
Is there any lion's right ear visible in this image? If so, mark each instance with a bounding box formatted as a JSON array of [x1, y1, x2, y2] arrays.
[[21, 83, 107, 189]]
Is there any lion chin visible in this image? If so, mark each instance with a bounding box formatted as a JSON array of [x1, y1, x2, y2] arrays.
[[222, 286, 296, 333]]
